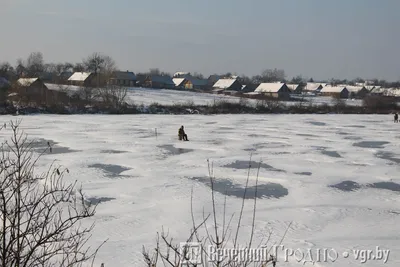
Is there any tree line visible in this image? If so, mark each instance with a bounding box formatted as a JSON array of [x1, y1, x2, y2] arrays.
[[2, 51, 399, 87]]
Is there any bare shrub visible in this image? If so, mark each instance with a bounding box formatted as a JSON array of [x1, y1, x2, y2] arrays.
[[0, 120, 105, 266], [96, 85, 128, 110], [143, 159, 291, 266], [362, 96, 398, 112]]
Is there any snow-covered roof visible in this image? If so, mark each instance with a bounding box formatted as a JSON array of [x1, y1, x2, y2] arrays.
[[17, 78, 39, 87], [320, 85, 347, 93], [306, 82, 326, 91], [255, 83, 287, 93], [286, 84, 300, 91], [45, 83, 82, 97], [212, 78, 237, 89], [68, 72, 92, 81], [172, 78, 186, 87], [173, 72, 190, 77], [346, 86, 366, 93]]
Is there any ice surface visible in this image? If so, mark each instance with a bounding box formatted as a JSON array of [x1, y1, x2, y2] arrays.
[[0, 114, 398, 266]]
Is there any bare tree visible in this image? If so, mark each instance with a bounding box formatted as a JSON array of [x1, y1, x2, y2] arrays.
[[26, 52, 45, 77], [0, 120, 106, 267], [73, 63, 85, 73], [143, 159, 291, 266], [83, 53, 115, 76], [97, 85, 128, 110], [260, 69, 286, 83]]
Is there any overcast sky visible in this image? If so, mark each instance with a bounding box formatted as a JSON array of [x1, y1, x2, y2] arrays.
[[1, 0, 399, 81]]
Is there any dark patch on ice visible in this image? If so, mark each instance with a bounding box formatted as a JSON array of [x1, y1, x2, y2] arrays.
[[321, 150, 342, 158], [353, 141, 390, 149], [345, 125, 366, 128], [375, 151, 400, 164], [88, 163, 131, 177], [306, 121, 327, 126], [100, 150, 127, 154], [223, 160, 285, 172], [344, 136, 363, 140], [191, 177, 288, 199], [158, 145, 193, 155], [205, 122, 217, 125], [28, 138, 79, 154], [295, 172, 312, 176], [297, 133, 317, 137], [336, 132, 350, 135], [367, 182, 400, 192], [248, 134, 269, 138], [329, 181, 361, 192], [86, 197, 115, 205], [219, 126, 234, 130], [388, 211, 400, 215]]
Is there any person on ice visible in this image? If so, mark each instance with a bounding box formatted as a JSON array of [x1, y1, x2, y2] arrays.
[[394, 113, 398, 123], [178, 125, 189, 141]]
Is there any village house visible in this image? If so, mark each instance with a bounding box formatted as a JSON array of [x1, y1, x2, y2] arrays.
[[212, 78, 242, 92], [286, 83, 305, 94], [254, 83, 291, 99], [44, 83, 82, 105], [319, 85, 349, 98], [109, 71, 137, 87], [68, 72, 100, 87], [144, 75, 175, 89], [207, 75, 222, 88], [15, 78, 48, 105], [172, 78, 187, 89], [304, 82, 327, 93], [345, 85, 370, 99], [182, 77, 208, 91], [241, 84, 258, 93]]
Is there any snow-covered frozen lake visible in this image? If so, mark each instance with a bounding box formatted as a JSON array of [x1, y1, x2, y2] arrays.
[[0, 114, 398, 266]]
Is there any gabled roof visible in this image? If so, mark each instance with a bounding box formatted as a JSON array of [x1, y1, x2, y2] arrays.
[[44, 83, 82, 97], [112, 71, 137, 80], [320, 85, 347, 93], [68, 72, 92, 82], [173, 78, 186, 87], [345, 85, 367, 93], [150, 75, 175, 85], [286, 83, 300, 91], [255, 83, 287, 93], [306, 82, 326, 91], [213, 78, 237, 89], [186, 77, 208, 86], [17, 78, 39, 87]]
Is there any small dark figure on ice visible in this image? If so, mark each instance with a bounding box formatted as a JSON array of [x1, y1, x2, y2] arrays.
[[394, 113, 398, 123], [178, 125, 189, 141]]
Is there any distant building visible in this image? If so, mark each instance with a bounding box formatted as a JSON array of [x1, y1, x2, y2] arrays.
[[173, 72, 190, 78], [286, 83, 304, 94], [345, 85, 370, 99], [212, 78, 242, 91], [109, 71, 137, 87], [304, 82, 327, 93], [68, 72, 99, 87], [16, 78, 48, 104], [319, 85, 349, 98], [144, 75, 175, 89], [254, 83, 291, 99], [172, 78, 187, 89]]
